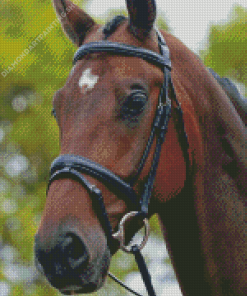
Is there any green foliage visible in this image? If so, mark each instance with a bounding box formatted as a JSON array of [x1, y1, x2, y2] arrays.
[[201, 5, 246, 85], [0, 0, 77, 295], [103, 8, 128, 23], [157, 12, 171, 32]]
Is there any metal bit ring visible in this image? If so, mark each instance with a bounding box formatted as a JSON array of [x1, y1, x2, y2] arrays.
[[112, 211, 150, 253]]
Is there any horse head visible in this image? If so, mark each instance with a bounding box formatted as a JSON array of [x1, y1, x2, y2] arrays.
[[34, 0, 187, 294]]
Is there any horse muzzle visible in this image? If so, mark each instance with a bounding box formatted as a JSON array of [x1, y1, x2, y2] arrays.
[[34, 230, 110, 294]]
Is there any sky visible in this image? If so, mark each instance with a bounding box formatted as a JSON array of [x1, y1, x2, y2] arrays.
[[87, 0, 246, 54]]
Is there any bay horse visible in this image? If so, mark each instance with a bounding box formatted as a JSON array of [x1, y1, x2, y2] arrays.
[[35, 0, 246, 295]]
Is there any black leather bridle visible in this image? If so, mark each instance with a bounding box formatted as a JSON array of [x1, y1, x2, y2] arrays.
[[48, 30, 189, 296]]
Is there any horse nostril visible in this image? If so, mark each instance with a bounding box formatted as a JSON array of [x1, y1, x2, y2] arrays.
[[60, 233, 89, 270], [35, 232, 89, 279]]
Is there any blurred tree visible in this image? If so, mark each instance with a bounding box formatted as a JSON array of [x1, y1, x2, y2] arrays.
[[0, 0, 81, 295], [157, 12, 170, 32], [201, 5, 246, 89]]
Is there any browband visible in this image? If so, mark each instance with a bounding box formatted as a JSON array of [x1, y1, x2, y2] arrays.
[[73, 41, 171, 69]]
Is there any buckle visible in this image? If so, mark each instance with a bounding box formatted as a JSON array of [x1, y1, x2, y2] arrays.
[[154, 100, 171, 132], [112, 211, 150, 253]]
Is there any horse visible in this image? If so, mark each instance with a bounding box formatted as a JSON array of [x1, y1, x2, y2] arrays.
[[34, 0, 246, 295]]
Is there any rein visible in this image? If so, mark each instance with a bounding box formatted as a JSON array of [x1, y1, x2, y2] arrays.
[[48, 30, 190, 296]]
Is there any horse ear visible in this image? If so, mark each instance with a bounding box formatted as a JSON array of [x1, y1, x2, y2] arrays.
[[126, 0, 156, 39], [52, 0, 96, 46]]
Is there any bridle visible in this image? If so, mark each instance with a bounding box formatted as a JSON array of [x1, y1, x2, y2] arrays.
[[48, 30, 190, 296]]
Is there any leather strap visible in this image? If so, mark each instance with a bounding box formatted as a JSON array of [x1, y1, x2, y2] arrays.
[[73, 41, 171, 69], [49, 155, 139, 209]]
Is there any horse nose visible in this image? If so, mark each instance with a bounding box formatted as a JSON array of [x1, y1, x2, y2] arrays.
[[35, 232, 89, 280]]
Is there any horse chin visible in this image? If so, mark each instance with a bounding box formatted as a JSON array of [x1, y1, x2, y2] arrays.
[[59, 280, 104, 295], [58, 271, 107, 295], [58, 247, 110, 295]]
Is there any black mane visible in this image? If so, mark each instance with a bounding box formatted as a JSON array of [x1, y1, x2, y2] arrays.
[[103, 15, 126, 39]]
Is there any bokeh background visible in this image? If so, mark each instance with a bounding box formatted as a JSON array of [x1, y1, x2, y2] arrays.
[[0, 0, 246, 295]]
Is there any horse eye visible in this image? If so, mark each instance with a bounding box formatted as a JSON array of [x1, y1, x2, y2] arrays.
[[121, 91, 148, 118]]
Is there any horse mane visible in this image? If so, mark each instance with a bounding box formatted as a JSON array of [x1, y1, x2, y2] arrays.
[[208, 68, 247, 124], [103, 15, 127, 39]]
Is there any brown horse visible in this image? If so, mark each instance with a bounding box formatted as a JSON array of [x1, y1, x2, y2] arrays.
[[35, 0, 246, 295]]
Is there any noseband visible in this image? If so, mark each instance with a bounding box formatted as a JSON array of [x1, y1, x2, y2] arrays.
[[48, 31, 189, 296]]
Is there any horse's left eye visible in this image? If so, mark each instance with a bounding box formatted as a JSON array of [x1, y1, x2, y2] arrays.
[[121, 91, 148, 118]]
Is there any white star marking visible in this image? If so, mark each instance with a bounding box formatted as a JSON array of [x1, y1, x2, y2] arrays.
[[79, 68, 99, 94]]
